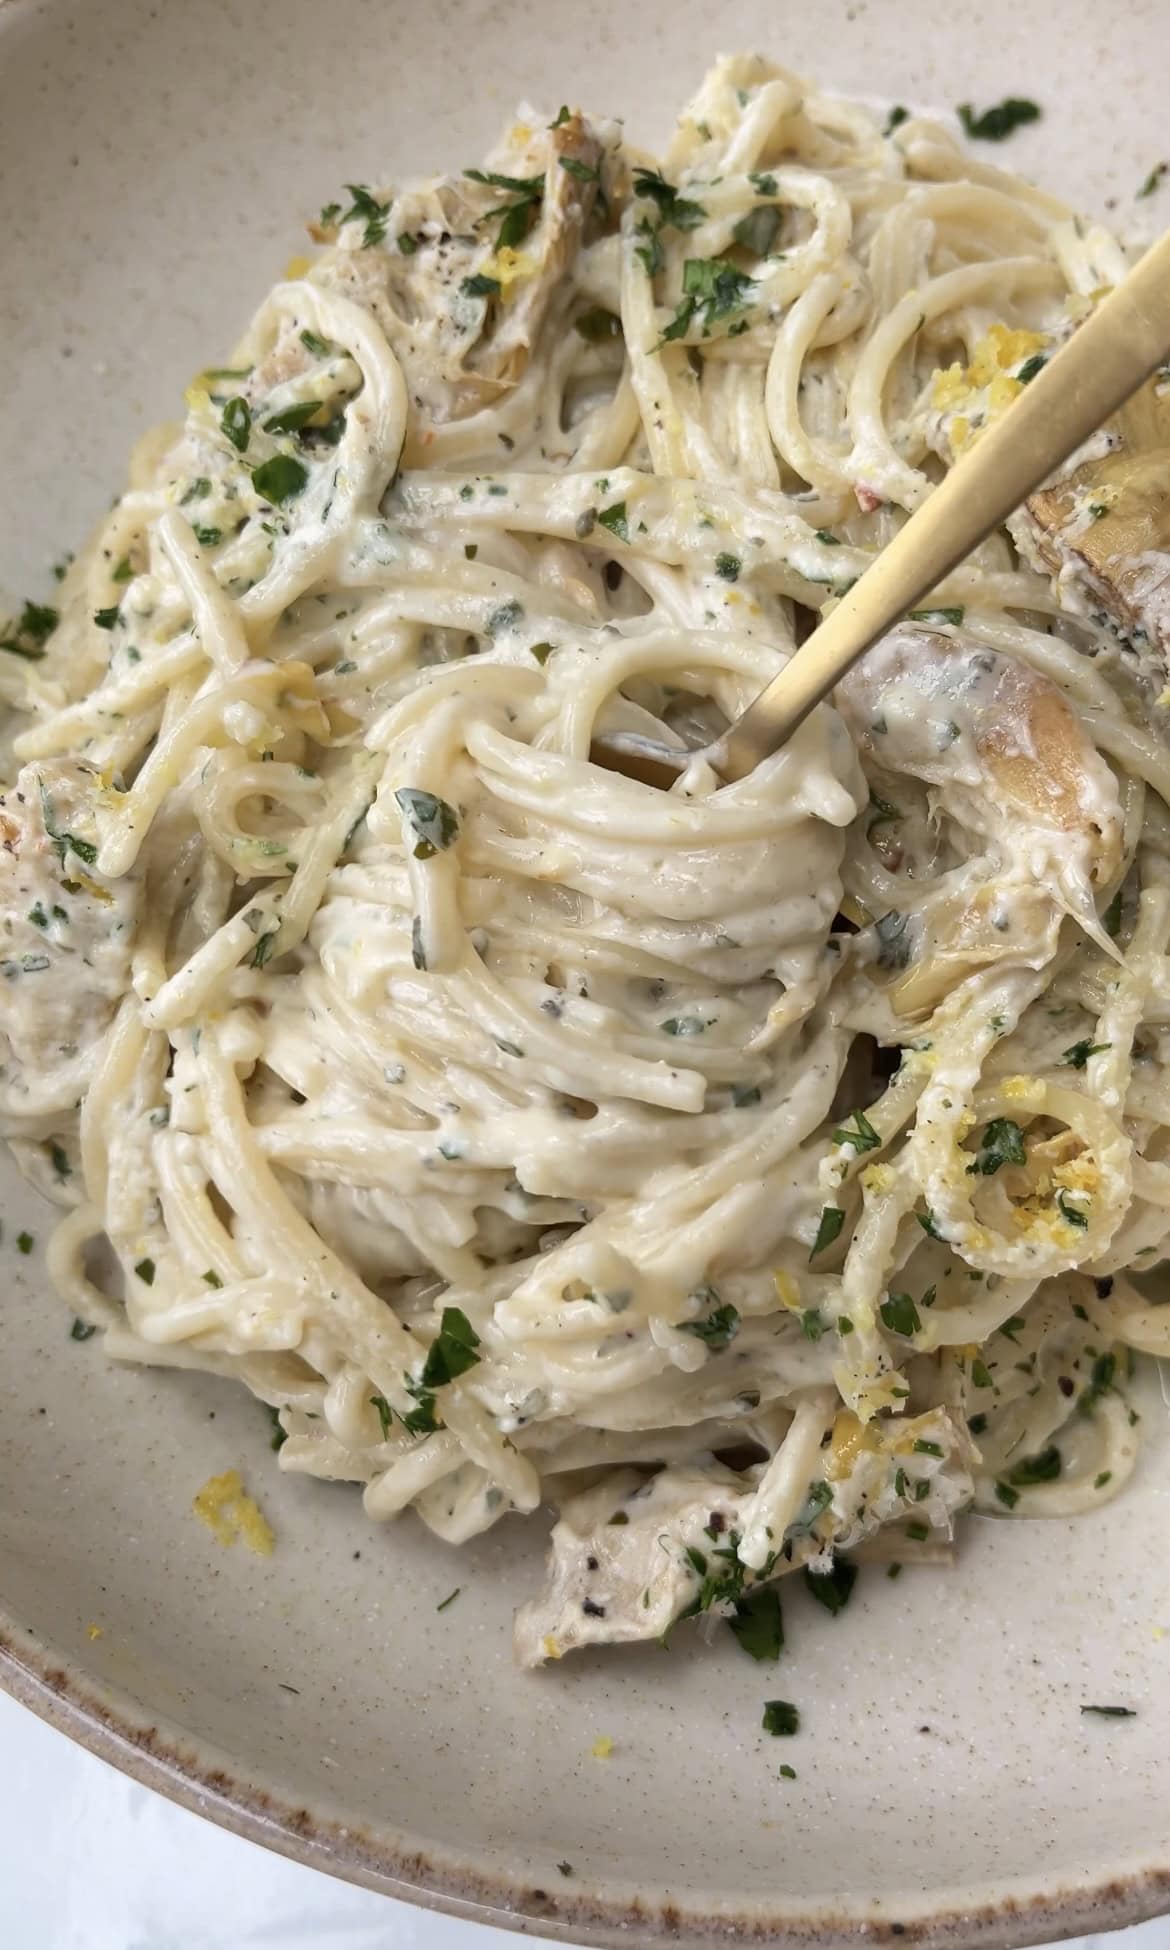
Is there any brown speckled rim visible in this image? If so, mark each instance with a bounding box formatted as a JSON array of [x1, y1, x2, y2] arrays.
[[2, 1608, 1169, 1949]]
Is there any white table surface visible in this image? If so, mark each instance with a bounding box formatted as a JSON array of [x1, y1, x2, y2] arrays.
[[2, 1691, 1169, 1950]]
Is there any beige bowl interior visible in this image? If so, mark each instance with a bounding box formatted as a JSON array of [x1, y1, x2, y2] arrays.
[[2, 1, 1170, 1942]]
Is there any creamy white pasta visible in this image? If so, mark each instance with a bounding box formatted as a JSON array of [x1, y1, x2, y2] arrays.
[[4, 54, 1169, 1665]]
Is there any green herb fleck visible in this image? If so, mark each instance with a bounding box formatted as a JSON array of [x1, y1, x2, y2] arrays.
[[715, 552, 741, 581], [958, 98, 1041, 141], [762, 1699, 799, 1736], [135, 1257, 156, 1285], [880, 1291, 921, 1337], [251, 455, 308, 504], [728, 1585, 784, 1661], [810, 1206, 845, 1259], [436, 1587, 461, 1612], [681, 1300, 740, 1349], [221, 395, 252, 454], [803, 1558, 857, 1615], [70, 1317, 97, 1341], [832, 1107, 881, 1155], [419, 1305, 482, 1388], [598, 501, 629, 542], [1062, 1039, 1110, 1069], [395, 787, 459, 859], [967, 1117, 1026, 1176]]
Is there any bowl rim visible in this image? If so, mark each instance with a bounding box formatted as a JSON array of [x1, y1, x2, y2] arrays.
[[4, 1602, 1170, 1950]]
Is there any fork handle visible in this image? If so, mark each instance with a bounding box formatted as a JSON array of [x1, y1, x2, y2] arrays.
[[718, 227, 1170, 780]]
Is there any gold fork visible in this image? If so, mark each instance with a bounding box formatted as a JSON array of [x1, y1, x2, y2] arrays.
[[591, 228, 1170, 789]]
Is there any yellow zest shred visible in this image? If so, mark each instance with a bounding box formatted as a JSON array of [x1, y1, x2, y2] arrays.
[[591, 1735, 614, 1759], [192, 1469, 275, 1556]]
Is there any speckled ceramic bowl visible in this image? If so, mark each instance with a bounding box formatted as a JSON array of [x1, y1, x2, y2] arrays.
[[3, 1, 1170, 1941]]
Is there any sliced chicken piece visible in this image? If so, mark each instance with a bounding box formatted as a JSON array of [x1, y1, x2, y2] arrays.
[[1016, 372, 1170, 679], [473, 113, 604, 387], [514, 1407, 973, 1665], [0, 760, 140, 1125]]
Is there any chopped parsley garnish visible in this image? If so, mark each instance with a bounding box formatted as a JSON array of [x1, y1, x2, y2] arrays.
[[832, 1107, 881, 1154], [597, 501, 629, 541], [779, 1763, 797, 1779], [267, 1405, 287, 1451], [728, 1585, 784, 1661], [748, 170, 778, 196], [1008, 1446, 1061, 1486], [531, 642, 554, 665], [631, 166, 706, 231], [394, 787, 459, 859], [971, 1357, 994, 1389], [634, 220, 664, 278], [681, 1300, 740, 1349], [905, 1520, 929, 1541], [1062, 1039, 1110, 1069], [134, 1257, 156, 1285], [111, 555, 133, 581], [1095, 1471, 1112, 1489], [461, 272, 502, 298], [994, 1480, 1020, 1509], [732, 1084, 762, 1108], [575, 306, 622, 342], [880, 1291, 921, 1337], [221, 395, 252, 453], [786, 1480, 833, 1540], [803, 1557, 857, 1615], [814, 529, 840, 546], [263, 400, 324, 435], [340, 183, 390, 248], [884, 104, 910, 136], [300, 328, 331, 357], [958, 98, 1041, 142], [967, 1116, 1026, 1176], [1, 600, 59, 661], [436, 1587, 461, 1612], [16, 1231, 34, 1255], [49, 1141, 70, 1180], [39, 783, 97, 868], [419, 1305, 482, 1388], [1016, 352, 1047, 385], [660, 1015, 711, 1036], [369, 1394, 394, 1439], [810, 1206, 845, 1259], [715, 552, 741, 581], [549, 105, 571, 128], [660, 255, 754, 343], [909, 606, 965, 626], [251, 455, 308, 504], [70, 1317, 97, 1342], [762, 1699, 800, 1736], [93, 606, 120, 631], [1081, 1703, 1136, 1718], [1058, 1191, 1089, 1229], [398, 231, 419, 254], [465, 167, 544, 249], [1139, 161, 1168, 197], [559, 156, 599, 182], [800, 1309, 825, 1342], [913, 1440, 943, 1458], [917, 1208, 943, 1240], [193, 526, 222, 547]]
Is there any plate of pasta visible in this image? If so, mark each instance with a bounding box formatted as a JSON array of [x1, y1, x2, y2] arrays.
[[3, 0, 1170, 1943]]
